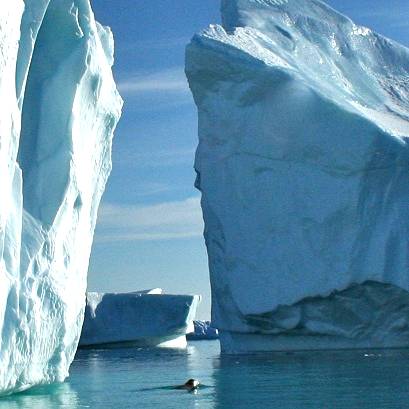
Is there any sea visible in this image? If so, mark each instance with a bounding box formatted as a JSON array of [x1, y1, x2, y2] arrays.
[[2, 340, 409, 408]]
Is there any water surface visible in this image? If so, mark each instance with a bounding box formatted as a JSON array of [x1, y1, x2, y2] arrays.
[[1, 341, 409, 408]]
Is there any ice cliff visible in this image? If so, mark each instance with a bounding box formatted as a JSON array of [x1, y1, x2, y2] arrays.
[[79, 290, 200, 348], [0, 0, 122, 394], [185, 0, 409, 352]]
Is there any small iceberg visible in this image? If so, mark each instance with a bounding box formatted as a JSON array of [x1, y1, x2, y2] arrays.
[[79, 290, 200, 348], [187, 321, 219, 340]]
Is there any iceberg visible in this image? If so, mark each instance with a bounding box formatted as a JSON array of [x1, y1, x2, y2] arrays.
[[185, 0, 409, 353], [0, 0, 122, 394], [79, 290, 200, 348], [187, 321, 219, 340]]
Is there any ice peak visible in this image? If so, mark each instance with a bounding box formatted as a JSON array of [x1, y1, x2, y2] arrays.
[[221, 0, 350, 32], [215, 0, 409, 137]]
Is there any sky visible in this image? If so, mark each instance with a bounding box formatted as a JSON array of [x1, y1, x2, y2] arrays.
[[88, 0, 409, 319]]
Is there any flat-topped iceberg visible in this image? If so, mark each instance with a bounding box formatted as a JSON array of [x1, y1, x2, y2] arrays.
[[0, 0, 122, 394], [186, 0, 409, 353], [79, 290, 200, 348]]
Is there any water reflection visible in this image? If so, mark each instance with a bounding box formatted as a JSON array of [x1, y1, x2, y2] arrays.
[[0, 383, 79, 409], [212, 349, 409, 409]]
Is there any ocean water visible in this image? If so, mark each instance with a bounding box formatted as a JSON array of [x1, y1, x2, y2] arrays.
[[2, 341, 409, 408]]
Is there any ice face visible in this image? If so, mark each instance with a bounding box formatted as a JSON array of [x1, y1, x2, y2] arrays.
[[0, 0, 122, 394], [185, 0, 409, 352]]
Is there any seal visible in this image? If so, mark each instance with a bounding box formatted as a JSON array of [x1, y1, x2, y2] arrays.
[[175, 379, 200, 391]]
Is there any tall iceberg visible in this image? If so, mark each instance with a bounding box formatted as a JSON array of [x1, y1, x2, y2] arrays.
[[0, 0, 122, 394], [186, 0, 409, 353]]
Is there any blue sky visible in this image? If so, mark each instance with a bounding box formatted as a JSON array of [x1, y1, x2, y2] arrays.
[[89, 0, 409, 319]]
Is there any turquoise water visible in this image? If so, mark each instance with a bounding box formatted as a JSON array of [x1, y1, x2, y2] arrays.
[[2, 341, 409, 408]]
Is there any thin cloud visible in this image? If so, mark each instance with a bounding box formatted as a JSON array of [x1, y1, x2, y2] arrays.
[[95, 197, 204, 242], [115, 147, 196, 168], [118, 67, 190, 94], [132, 183, 174, 197], [118, 37, 190, 52]]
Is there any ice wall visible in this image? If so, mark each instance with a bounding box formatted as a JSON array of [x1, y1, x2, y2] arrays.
[[186, 0, 409, 352], [0, 0, 122, 394]]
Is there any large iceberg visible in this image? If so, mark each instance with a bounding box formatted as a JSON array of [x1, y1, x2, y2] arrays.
[[0, 0, 122, 394], [186, 0, 409, 353], [79, 290, 200, 348]]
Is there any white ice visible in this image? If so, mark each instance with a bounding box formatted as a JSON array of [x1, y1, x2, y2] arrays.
[[0, 0, 122, 394]]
